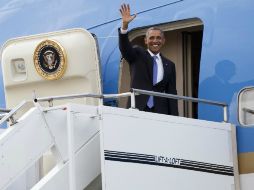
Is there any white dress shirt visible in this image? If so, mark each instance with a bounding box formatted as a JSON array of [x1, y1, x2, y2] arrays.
[[147, 50, 164, 84], [120, 28, 128, 34]]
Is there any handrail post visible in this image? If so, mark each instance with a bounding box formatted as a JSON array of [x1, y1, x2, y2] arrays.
[[130, 89, 136, 109], [0, 100, 28, 126], [223, 105, 228, 123], [67, 105, 76, 190]]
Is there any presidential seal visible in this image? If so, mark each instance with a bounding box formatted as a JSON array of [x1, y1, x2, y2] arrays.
[[34, 39, 67, 80]]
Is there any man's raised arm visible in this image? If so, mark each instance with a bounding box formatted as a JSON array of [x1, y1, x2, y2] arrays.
[[119, 4, 137, 30]]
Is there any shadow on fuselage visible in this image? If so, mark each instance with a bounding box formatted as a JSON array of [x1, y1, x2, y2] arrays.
[[199, 60, 253, 122]]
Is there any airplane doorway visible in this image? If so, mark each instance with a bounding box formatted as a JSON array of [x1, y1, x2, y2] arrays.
[[182, 30, 203, 118], [118, 18, 203, 118]]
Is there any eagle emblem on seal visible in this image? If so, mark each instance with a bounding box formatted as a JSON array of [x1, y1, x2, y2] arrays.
[[34, 39, 67, 80]]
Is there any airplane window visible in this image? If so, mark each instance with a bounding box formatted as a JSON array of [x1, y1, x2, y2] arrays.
[[238, 87, 254, 126]]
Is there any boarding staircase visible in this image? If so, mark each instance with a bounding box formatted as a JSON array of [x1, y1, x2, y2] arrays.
[[0, 28, 240, 190], [0, 91, 240, 190]]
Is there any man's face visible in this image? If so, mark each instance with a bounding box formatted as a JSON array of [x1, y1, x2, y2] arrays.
[[144, 29, 165, 54]]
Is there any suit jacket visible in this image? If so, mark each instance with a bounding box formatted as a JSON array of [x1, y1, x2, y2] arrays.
[[119, 29, 178, 116]]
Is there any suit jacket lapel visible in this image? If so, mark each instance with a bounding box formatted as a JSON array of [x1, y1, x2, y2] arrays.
[[145, 51, 153, 82]]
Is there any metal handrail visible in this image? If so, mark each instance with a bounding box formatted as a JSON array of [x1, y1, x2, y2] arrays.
[[0, 113, 8, 120], [103, 92, 132, 99], [0, 108, 11, 113], [34, 92, 133, 103], [34, 90, 227, 107], [0, 89, 229, 125], [32, 89, 228, 122], [131, 88, 228, 122], [34, 93, 103, 103], [131, 88, 227, 107], [0, 100, 28, 126]]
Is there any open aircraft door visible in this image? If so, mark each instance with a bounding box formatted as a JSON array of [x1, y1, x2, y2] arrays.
[[1, 28, 102, 110]]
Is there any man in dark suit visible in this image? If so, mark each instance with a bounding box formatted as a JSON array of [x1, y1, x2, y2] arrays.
[[119, 4, 178, 116]]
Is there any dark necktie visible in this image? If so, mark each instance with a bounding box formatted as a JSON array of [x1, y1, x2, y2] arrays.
[[147, 56, 158, 108]]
